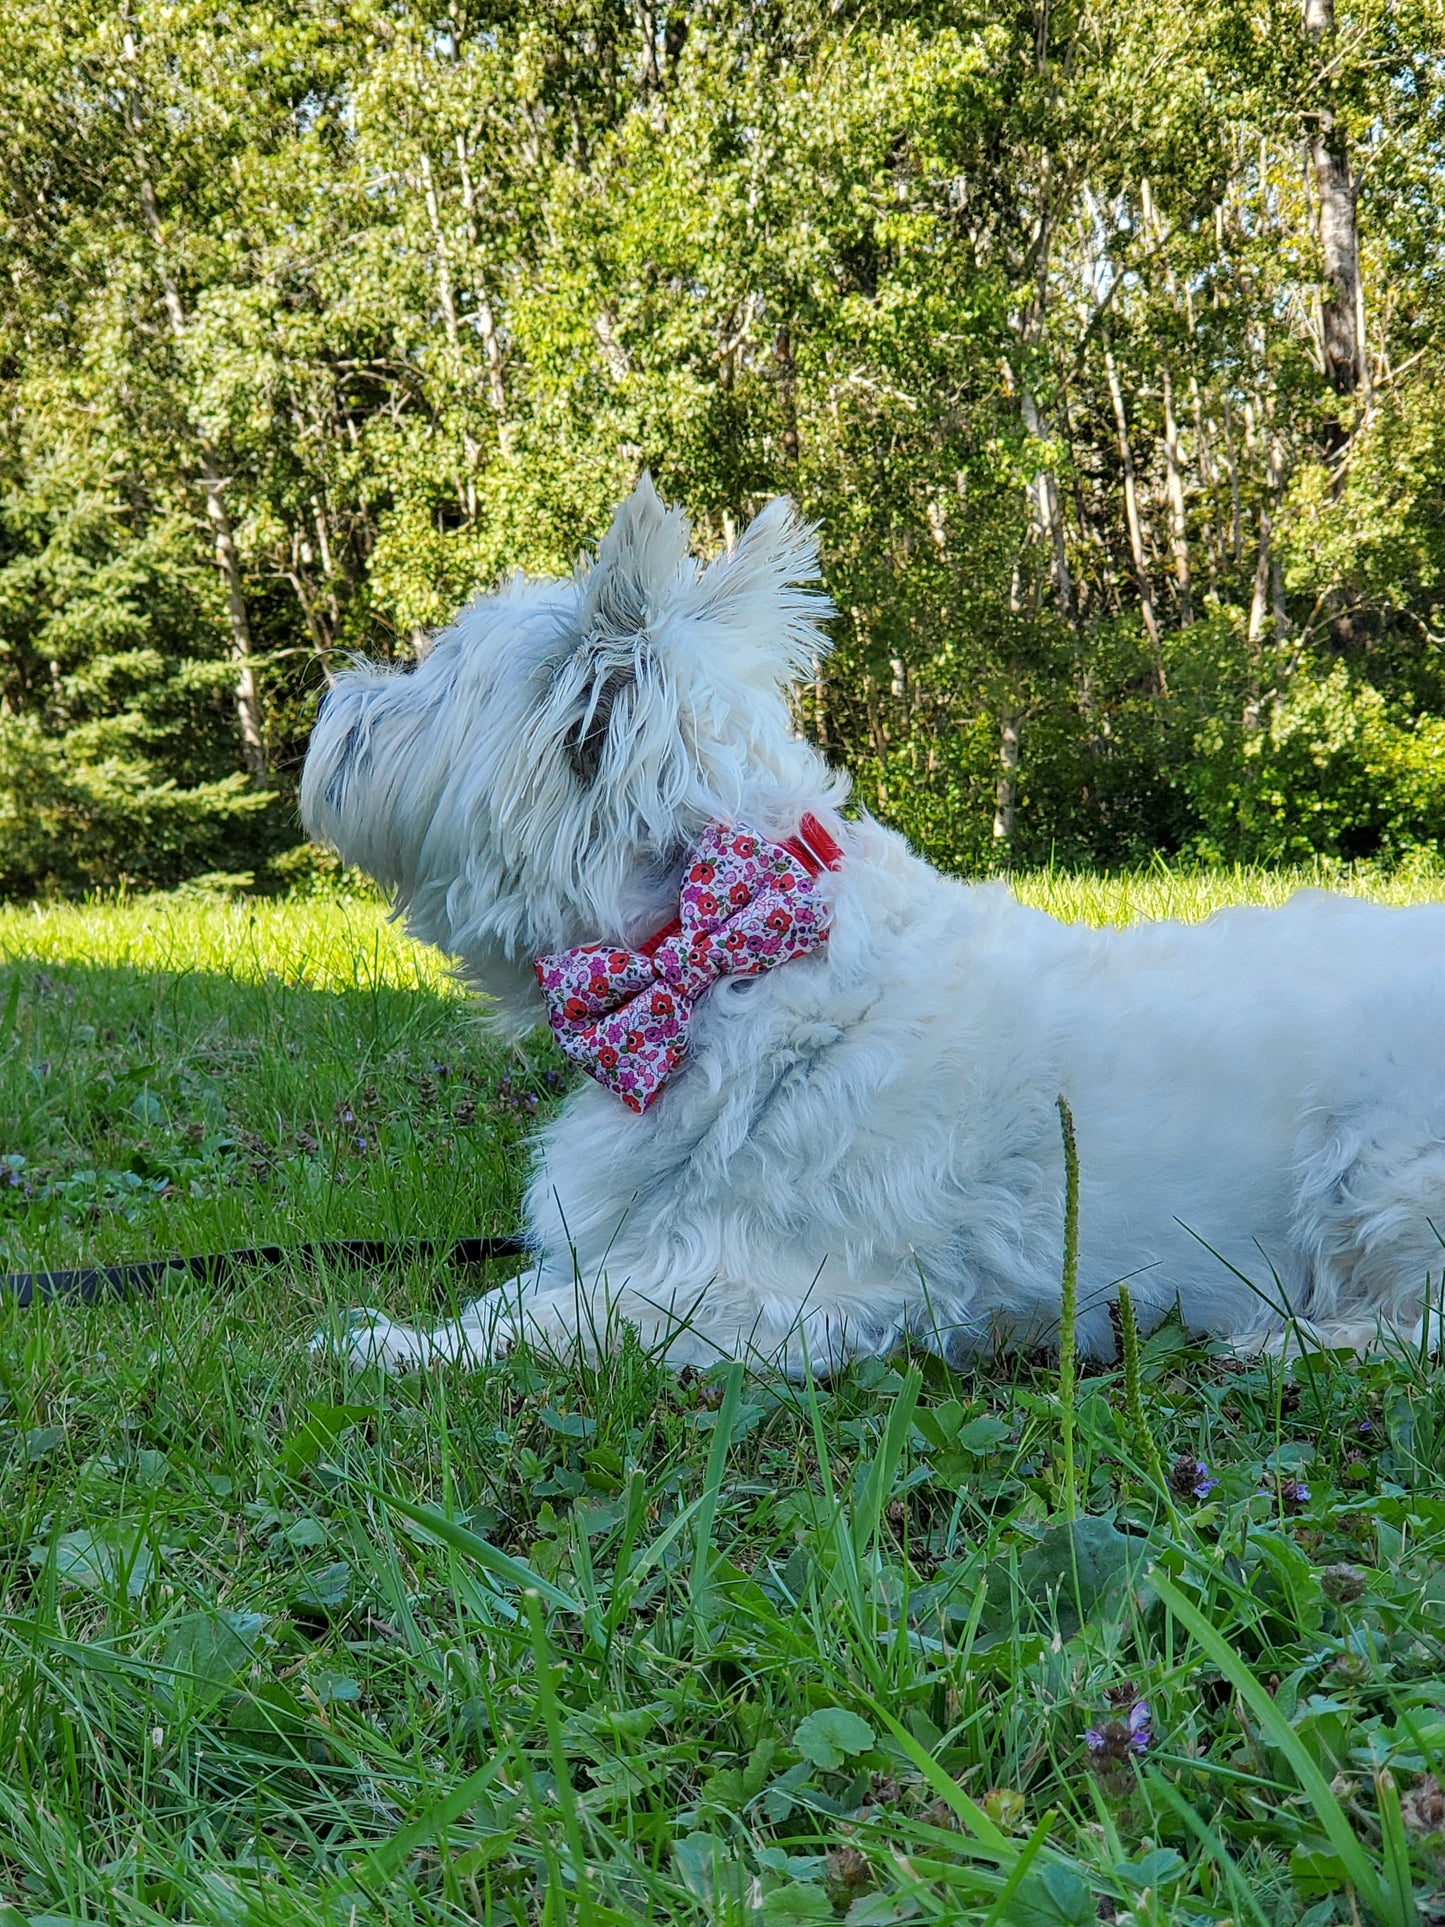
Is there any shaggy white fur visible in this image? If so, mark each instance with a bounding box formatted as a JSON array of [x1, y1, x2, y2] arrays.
[[302, 477, 1445, 1372]]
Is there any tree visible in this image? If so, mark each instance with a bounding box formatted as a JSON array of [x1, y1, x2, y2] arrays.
[[1, 0, 1443, 893]]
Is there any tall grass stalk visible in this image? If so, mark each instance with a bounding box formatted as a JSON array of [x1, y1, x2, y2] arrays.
[[1056, 1093, 1080, 1520], [1116, 1281, 1167, 1490]]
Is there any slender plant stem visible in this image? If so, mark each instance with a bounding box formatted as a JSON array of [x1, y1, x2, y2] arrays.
[[1117, 1282, 1167, 1488], [1057, 1093, 1080, 1520]]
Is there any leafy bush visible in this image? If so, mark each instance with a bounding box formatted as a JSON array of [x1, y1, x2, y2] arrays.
[[1185, 662, 1445, 864]]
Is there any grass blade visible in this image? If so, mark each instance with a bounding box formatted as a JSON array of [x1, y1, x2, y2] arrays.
[[854, 1364, 921, 1554], [367, 1483, 587, 1621], [688, 1358, 744, 1632], [356, 1757, 508, 1886], [1149, 1566, 1405, 1927]]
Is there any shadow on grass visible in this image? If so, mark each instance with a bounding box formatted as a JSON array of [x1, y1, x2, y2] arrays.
[[0, 954, 546, 1324]]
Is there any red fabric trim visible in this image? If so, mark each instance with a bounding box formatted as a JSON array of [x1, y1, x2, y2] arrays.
[[792, 811, 844, 875], [637, 916, 680, 960], [635, 816, 842, 959]]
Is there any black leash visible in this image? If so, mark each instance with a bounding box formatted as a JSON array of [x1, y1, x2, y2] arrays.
[[0, 1234, 531, 1308]]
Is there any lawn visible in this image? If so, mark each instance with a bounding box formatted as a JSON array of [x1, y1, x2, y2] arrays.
[[3, 865, 1445, 1927]]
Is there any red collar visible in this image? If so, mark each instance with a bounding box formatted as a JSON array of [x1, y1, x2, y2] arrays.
[[637, 812, 843, 959]]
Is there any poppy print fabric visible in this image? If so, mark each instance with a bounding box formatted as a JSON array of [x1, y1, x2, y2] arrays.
[[533, 820, 836, 1112]]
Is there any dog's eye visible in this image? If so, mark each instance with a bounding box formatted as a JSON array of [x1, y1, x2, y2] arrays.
[[567, 712, 608, 786], [567, 662, 635, 786], [325, 721, 361, 807]]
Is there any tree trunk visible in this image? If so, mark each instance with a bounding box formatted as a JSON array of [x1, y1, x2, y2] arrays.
[[455, 136, 508, 420], [1245, 426, 1291, 727], [1305, 0, 1364, 463], [1221, 394, 1244, 563], [1160, 365, 1193, 625], [417, 151, 460, 349], [137, 176, 267, 778], [1014, 174, 1077, 624], [993, 713, 1020, 849], [1247, 505, 1272, 654], [1104, 347, 1164, 679], [1021, 388, 1076, 619]]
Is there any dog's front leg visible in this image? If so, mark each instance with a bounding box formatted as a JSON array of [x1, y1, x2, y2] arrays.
[[322, 1261, 906, 1375], [319, 1263, 693, 1373], [319, 1264, 574, 1372]]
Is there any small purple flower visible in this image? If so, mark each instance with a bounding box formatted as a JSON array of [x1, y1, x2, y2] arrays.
[[1260, 1471, 1311, 1512], [1169, 1455, 1218, 1502], [1085, 1699, 1151, 1759], [1130, 1700, 1151, 1749]]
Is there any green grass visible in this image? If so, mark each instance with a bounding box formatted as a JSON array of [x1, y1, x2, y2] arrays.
[[3, 865, 1445, 1927]]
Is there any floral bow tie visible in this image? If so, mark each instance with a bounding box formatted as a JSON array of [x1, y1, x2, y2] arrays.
[[534, 815, 843, 1113]]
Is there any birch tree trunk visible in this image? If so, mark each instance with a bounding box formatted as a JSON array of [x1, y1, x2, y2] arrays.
[[457, 135, 508, 419], [1221, 395, 1245, 563], [993, 713, 1020, 848], [1305, 0, 1364, 461], [1021, 388, 1076, 620], [418, 150, 460, 350], [1159, 365, 1193, 625], [1247, 506, 1272, 654], [1104, 346, 1164, 677], [1245, 431, 1290, 727], [1015, 163, 1077, 623], [137, 176, 267, 779]]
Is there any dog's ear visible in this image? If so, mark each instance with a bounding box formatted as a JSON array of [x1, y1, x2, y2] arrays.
[[562, 475, 692, 789], [570, 475, 830, 721], [576, 473, 693, 654], [552, 475, 834, 834], [682, 494, 831, 691]]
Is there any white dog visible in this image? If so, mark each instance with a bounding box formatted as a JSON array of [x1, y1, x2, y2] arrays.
[[302, 476, 1445, 1372]]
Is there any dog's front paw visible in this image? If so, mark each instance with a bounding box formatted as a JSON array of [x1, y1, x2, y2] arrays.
[[312, 1302, 517, 1371], [311, 1306, 434, 1373]]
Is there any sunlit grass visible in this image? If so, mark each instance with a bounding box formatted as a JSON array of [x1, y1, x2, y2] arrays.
[[1013, 853, 1445, 925], [3, 873, 1445, 1927], [0, 884, 456, 992]]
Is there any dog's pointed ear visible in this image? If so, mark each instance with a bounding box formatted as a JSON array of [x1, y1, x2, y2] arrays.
[[576, 472, 693, 649], [683, 495, 831, 689], [555, 477, 833, 814], [565, 474, 693, 788]]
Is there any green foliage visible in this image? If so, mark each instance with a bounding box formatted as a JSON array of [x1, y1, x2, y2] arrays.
[[1, 0, 1443, 892], [0, 713, 270, 897], [1184, 660, 1445, 863], [4, 880, 1445, 1921]]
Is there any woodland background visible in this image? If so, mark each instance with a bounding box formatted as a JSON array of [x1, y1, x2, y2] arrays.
[[2, 0, 1443, 895]]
